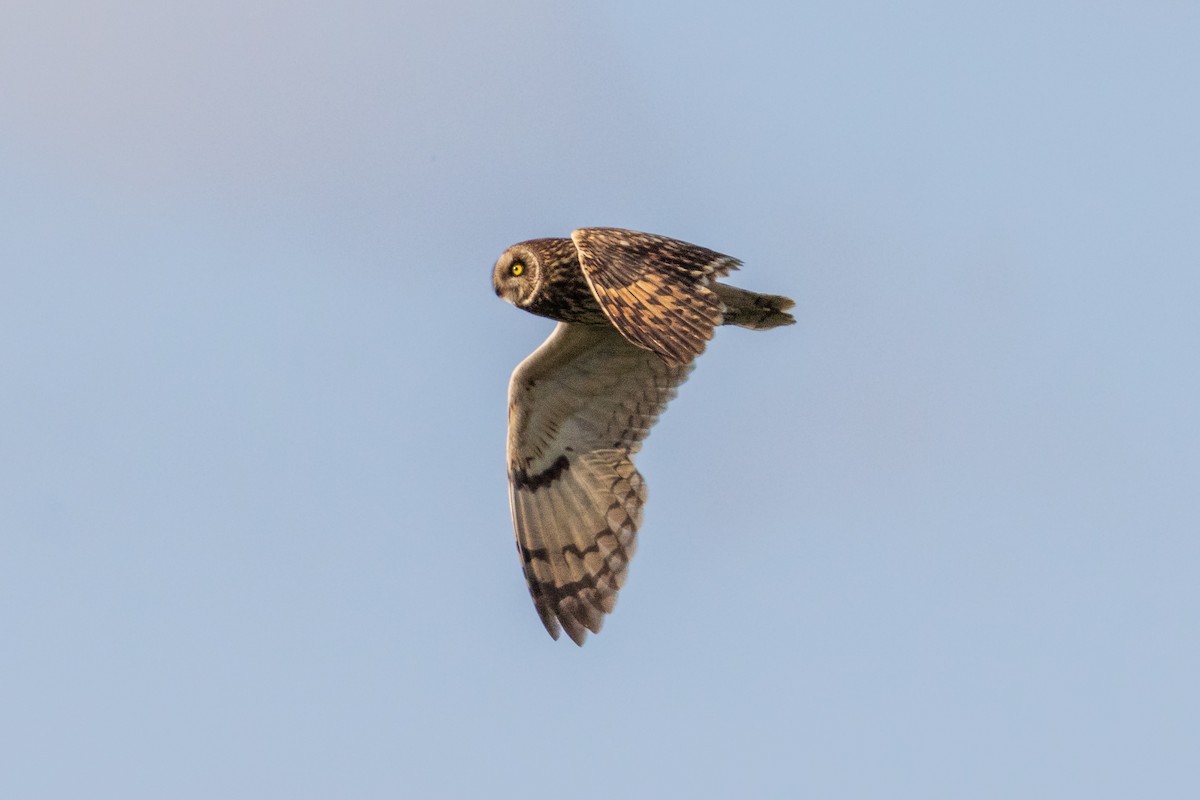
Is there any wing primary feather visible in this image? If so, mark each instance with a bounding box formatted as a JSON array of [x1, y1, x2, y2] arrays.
[[511, 485, 562, 640], [539, 471, 598, 637]]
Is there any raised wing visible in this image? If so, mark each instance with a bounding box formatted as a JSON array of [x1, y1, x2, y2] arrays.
[[507, 321, 693, 644], [571, 228, 741, 366]]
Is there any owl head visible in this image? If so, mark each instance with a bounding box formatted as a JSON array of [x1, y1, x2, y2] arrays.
[[492, 242, 546, 308]]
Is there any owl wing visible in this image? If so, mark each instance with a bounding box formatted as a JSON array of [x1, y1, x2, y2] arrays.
[[571, 227, 741, 366], [507, 321, 693, 645]]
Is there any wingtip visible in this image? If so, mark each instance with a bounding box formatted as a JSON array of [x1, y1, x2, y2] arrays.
[[558, 605, 589, 646], [537, 603, 562, 641]]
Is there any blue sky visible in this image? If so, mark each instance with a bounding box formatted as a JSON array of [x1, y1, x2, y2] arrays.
[[2, 2, 1198, 797]]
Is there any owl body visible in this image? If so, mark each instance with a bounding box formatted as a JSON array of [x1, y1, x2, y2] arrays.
[[493, 228, 794, 645]]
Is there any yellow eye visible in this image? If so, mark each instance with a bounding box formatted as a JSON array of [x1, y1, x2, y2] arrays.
[[510, 261, 525, 277]]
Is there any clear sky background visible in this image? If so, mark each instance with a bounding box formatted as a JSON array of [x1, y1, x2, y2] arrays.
[[2, 2, 1197, 797]]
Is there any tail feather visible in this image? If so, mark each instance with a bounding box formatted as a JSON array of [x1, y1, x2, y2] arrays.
[[713, 283, 796, 330]]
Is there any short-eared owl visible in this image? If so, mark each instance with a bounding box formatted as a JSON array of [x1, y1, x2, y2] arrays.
[[493, 228, 794, 645]]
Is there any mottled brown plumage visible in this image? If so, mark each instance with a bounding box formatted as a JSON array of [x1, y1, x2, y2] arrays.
[[493, 228, 794, 644]]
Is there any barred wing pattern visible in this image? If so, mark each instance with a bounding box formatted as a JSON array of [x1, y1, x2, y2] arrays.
[[507, 321, 693, 645], [571, 228, 741, 366]]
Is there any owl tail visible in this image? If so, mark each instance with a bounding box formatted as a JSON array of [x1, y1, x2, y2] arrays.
[[713, 283, 796, 330]]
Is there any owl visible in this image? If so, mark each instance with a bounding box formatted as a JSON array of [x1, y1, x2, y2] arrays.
[[493, 228, 794, 645]]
